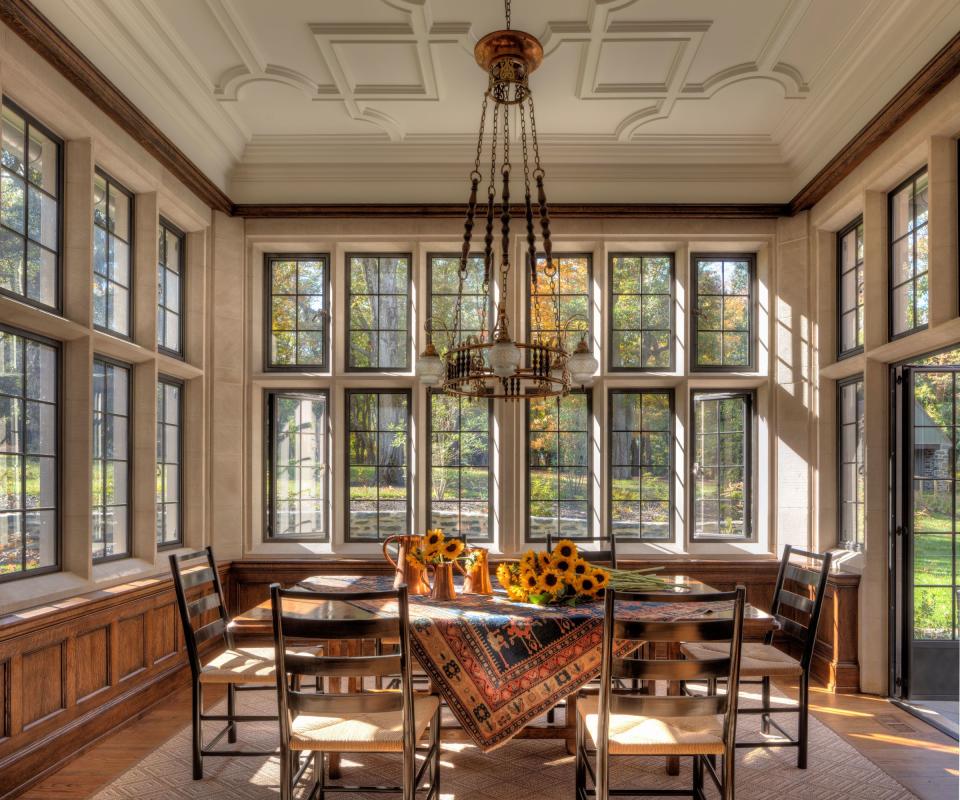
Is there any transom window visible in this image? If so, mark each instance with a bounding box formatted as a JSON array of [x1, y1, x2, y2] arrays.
[[609, 254, 673, 370], [346, 254, 411, 371], [691, 254, 754, 370], [428, 392, 492, 542], [609, 390, 673, 541], [93, 170, 133, 337], [346, 389, 410, 541], [156, 378, 182, 547], [267, 254, 329, 370], [92, 358, 130, 561], [526, 391, 591, 541], [0, 326, 57, 579], [157, 219, 184, 356], [0, 100, 61, 310], [691, 391, 752, 541], [265, 391, 329, 540], [838, 217, 864, 357], [838, 376, 864, 551], [889, 168, 929, 338]]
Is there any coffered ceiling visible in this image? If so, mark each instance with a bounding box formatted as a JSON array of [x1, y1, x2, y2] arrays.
[[28, 0, 960, 203]]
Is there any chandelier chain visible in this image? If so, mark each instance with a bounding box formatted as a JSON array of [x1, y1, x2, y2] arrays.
[[504, 0, 511, 30]]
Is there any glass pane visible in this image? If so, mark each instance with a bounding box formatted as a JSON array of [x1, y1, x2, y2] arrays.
[[0, 227, 24, 294], [914, 586, 953, 640], [914, 535, 953, 585]]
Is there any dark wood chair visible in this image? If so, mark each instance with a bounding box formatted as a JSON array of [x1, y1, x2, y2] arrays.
[[681, 545, 832, 768], [169, 547, 278, 780], [271, 583, 441, 800], [577, 586, 746, 800]]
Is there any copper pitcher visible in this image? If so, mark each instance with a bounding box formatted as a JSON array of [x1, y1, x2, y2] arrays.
[[458, 547, 493, 595], [429, 561, 457, 601], [382, 534, 431, 595]]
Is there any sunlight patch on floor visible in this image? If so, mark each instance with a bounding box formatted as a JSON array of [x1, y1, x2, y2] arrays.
[[849, 732, 960, 755]]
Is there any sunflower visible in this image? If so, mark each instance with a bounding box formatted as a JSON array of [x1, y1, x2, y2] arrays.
[[572, 558, 590, 577], [519, 549, 537, 571], [591, 569, 610, 588], [552, 539, 578, 561], [496, 562, 513, 591], [520, 570, 540, 592], [423, 529, 444, 552], [440, 538, 465, 561], [537, 551, 553, 570], [507, 585, 528, 603], [537, 568, 564, 595], [550, 554, 575, 576], [575, 573, 599, 597]]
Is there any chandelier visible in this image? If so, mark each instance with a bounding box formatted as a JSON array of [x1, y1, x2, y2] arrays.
[[416, 0, 598, 400]]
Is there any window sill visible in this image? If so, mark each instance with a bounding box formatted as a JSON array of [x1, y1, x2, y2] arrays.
[[828, 548, 865, 574]]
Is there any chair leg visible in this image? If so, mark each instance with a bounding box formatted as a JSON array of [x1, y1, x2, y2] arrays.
[[722, 751, 735, 800], [760, 676, 771, 735], [692, 755, 702, 798], [798, 672, 809, 769], [431, 706, 442, 797], [227, 683, 238, 744], [191, 680, 203, 780], [279, 743, 292, 800], [374, 638, 383, 690]]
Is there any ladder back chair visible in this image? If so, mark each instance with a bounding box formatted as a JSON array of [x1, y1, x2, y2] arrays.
[[577, 586, 746, 800], [681, 545, 832, 768], [170, 547, 278, 779], [271, 583, 441, 800]]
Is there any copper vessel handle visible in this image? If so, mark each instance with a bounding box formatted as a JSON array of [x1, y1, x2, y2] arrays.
[[382, 535, 400, 570]]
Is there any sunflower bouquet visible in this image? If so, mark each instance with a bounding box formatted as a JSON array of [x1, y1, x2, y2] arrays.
[[496, 539, 609, 606], [406, 528, 467, 567]]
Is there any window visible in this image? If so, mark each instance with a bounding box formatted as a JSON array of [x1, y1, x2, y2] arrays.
[[691, 391, 752, 541], [346, 254, 410, 370], [0, 326, 57, 579], [609, 390, 672, 541], [158, 219, 184, 356], [889, 168, 929, 338], [156, 378, 182, 547], [838, 376, 864, 551], [691, 254, 754, 370], [265, 391, 329, 540], [837, 217, 864, 357], [428, 253, 490, 354], [266, 254, 329, 370], [609, 254, 673, 369], [428, 392, 492, 542], [526, 391, 591, 541], [346, 389, 410, 541], [92, 358, 130, 560], [93, 170, 133, 337], [0, 100, 61, 310], [529, 254, 590, 358]]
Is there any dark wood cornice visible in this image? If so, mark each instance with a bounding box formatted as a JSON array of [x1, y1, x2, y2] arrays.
[[789, 29, 960, 213], [0, 0, 233, 214]]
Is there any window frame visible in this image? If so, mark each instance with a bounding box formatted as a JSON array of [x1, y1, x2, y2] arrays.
[[263, 388, 331, 542], [264, 252, 331, 372], [525, 252, 594, 364], [0, 322, 61, 583], [157, 216, 185, 360], [524, 389, 594, 543], [426, 251, 494, 355], [426, 389, 494, 543], [689, 253, 757, 372], [0, 97, 64, 314], [607, 253, 675, 372], [155, 374, 184, 550], [607, 388, 675, 542], [887, 166, 929, 341], [344, 252, 412, 373], [688, 389, 755, 543], [92, 167, 135, 340], [837, 374, 865, 552], [343, 387, 412, 542], [91, 354, 132, 563], [837, 216, 865, 360]]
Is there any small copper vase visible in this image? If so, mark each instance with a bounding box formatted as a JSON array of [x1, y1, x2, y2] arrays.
[[460, 548, 493, 595], [382, 534, 432, 596], [429, 562, 457, 601]]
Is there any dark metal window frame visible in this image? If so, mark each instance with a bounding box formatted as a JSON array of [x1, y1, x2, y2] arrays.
[[837, 374, 865, 552], [607, 388, 675, 542], [837, 216, 865, 360], [92, 167, 135, 340], [344, 252, 412, 372], [91, 355, 132, 562], [689, 389, 755, 543], [607, 253, 675, 372], [0, 322, 61, 583], [888, 166, 929, 341], [525, 252, 593, 365], [344, 387, 412, 542], [426, 389, 494, 543], [156, 374, 184, 550], [264, 388, 331, 542], [426, 252, 494, 354], [157, 216, 185, 359], [0, 97, 64, 314], [689, 253, 757, 372], [524, 389, 594, 543], [264, 252, 331, 372]]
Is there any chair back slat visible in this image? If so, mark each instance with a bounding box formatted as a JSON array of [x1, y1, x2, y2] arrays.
[[769, 545, 833, 668], [169, 547, 232, 676], [186, 592, 223, 618], [546, 533, 617, 568], [609, 692, 727, 718], [179, 566, 217, 591], [289, 691, 404, 716], [279, 616, 400, 640], [614, 618, 736, 643], [776, 615, 808, 640], [778, 588, 814, 614], [613, 656, 730, 682], [783, 563, 821, 586], [284, 653, 402, 678], [192, 618, 227, 646]]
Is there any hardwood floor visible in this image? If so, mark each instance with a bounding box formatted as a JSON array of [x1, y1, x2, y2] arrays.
[[19, 680, 959, 800]]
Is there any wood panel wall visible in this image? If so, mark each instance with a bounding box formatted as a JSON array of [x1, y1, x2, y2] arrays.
[[0, 558, 858, 798]]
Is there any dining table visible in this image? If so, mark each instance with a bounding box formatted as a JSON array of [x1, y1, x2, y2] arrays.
[[232, 573, 775, 778]]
